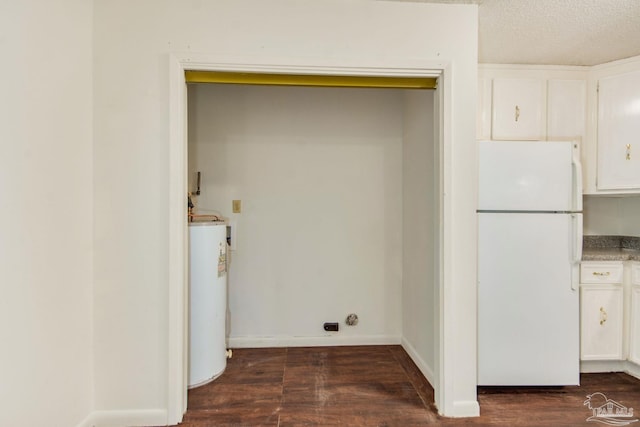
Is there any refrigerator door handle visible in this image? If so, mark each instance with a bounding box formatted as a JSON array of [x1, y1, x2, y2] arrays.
[[571, 213, 583, 291], [572, 142, 583, 212], [571, 142, 583, 292]]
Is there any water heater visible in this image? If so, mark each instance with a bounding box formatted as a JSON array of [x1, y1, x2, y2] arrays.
[[188, 221, 228, 388]]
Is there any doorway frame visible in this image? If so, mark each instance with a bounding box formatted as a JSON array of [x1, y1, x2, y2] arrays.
[[167, 53, 452, 424]]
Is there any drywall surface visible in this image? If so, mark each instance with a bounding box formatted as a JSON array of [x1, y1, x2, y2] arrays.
[[0, 1, 94, 426], [92, 0, 478, 420], [188, 84, 403, 344], [401, 91, 438, 384]]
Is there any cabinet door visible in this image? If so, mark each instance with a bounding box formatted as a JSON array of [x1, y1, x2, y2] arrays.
[[630, 286, 640, 364], [597, 70, 640, 190], [632, 262, 640, 286], [492, 78, 545, 140], [580, 285, 623, 360], [547, 79, 586, 141]]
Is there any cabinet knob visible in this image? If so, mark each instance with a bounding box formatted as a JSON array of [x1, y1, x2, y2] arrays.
[[592, 271, 611, 276], [626, 144, 632, 160], [515, 105, 520, 122], [599, 306, 608, 325]]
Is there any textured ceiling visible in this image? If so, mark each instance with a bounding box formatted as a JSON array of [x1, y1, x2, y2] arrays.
[[478, 0, 640, 66], [384, 0, 640, 66]]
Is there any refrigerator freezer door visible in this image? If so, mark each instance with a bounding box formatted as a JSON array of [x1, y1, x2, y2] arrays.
[[478, 212, 579, 386], [478, 140, 574, 212]]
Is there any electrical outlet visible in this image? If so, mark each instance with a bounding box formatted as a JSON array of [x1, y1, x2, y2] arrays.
[[232, 200, 241, 213], [323, 322, 339, 332]]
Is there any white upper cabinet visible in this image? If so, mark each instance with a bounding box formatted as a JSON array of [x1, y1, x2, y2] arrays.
[[492, 78, 546, 140], [479, 57, 640, 195], [547, 79, 587, 141], [597, 69, 640, 190], [478, 67, 587, 145]]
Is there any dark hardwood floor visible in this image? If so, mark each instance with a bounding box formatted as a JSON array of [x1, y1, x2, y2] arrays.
[[174, 346, 640, 426]]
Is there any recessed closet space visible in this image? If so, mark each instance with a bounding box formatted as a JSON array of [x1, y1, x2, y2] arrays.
[[187, 81, 439, 372]]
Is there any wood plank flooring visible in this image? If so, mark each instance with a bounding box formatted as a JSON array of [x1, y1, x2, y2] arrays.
[[175, 346, 640, 426]]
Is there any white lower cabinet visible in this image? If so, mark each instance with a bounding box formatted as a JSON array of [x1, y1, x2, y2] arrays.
[[580, 284, 624, 360], [629, 286, 640, 364], [580, 262, 625, 360], [628, 264, 640, 364], [633, 263, 640, 285], [581, 261, 640, 367]]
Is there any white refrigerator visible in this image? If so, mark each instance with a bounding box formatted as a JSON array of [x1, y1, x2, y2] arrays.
[[477, 140, 583, 386]]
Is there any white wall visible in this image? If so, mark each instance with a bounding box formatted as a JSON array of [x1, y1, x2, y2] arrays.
[[401, 91, 438, 384], [93, 0, 478, 421], [584, 196, 640, 236], [0, 1, 94, 426], [188, 84, 403, 345]]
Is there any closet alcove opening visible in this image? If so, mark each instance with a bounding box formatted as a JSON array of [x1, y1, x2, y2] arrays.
[[183, 69, 442, 412]]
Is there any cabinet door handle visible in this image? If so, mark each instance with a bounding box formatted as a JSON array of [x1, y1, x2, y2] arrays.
[[515, 105, 520, 122], [599, 307, 608, 325], [592, 271, 611, 276], [626, 144, 632, 160]]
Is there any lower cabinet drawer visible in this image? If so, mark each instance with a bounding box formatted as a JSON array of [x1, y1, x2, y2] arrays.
[[581, 262, 624, 284]]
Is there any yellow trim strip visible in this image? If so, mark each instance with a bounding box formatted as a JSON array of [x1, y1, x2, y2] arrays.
[[185, 71, 437, 89]]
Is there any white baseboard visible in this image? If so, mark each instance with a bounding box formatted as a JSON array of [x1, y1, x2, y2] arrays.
[[625, 361, 640, 380], [581, 359, 640, 381], [228, 334, 401, 348], [400, 336, 435, 386], [580, 360, 626, 373], [450, 400, 481, 418], [77, 409, 168, 427], [399, 338, 480, 418]]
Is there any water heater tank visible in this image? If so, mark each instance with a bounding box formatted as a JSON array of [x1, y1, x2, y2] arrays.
[[188, 221, 228, 388]]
